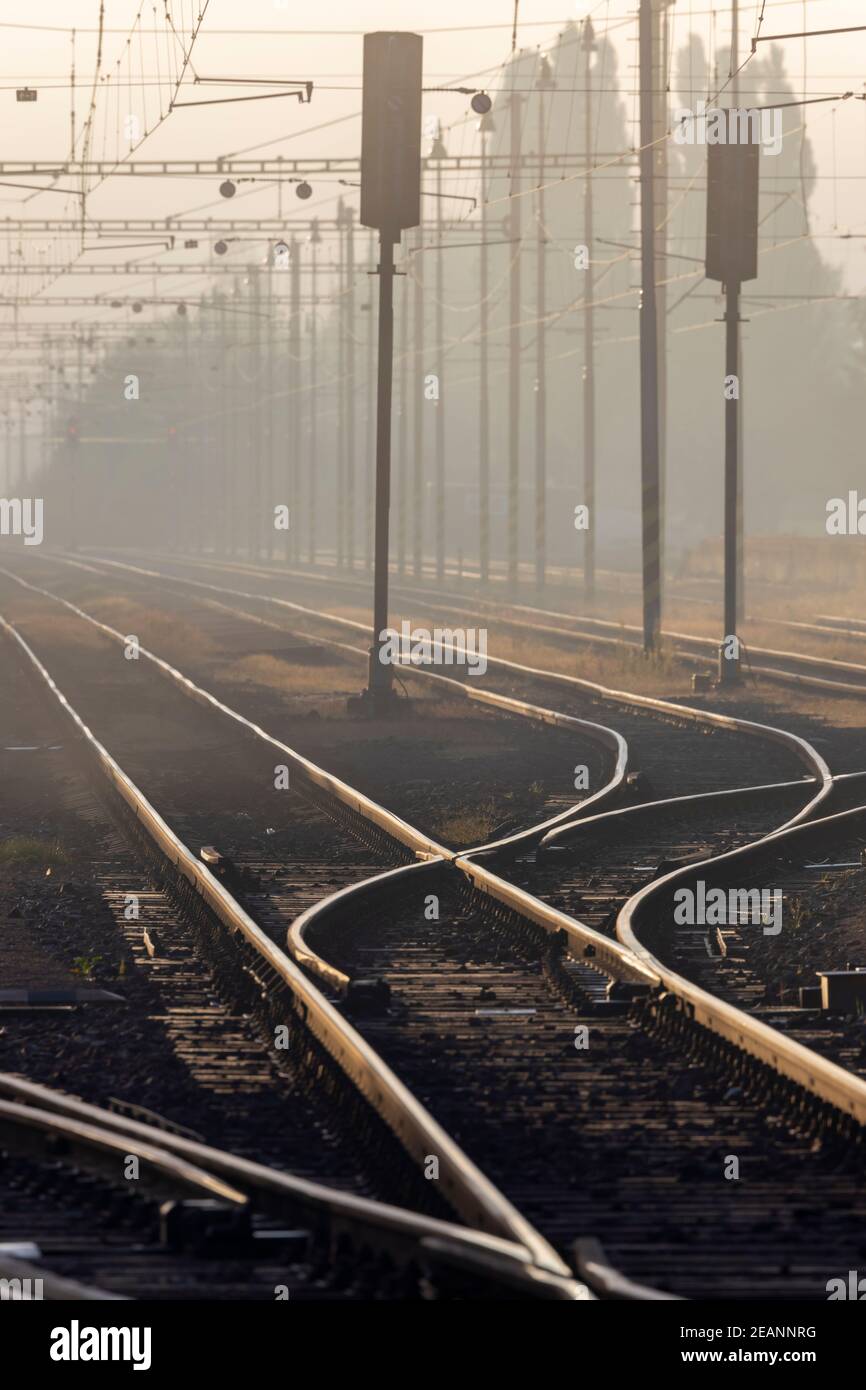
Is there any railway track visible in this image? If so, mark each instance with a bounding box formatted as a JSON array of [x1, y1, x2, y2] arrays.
[[285, 768, 866, 1297], [3, 612, 550, 1299], [518, 775, 866, 1062], [288, 817, 866, 1299], [5, 552, 866, 1298], [33, 549, 860, 791], [112, 548, 866, 704], [1, 1076, 572, 1300], [616, 792, 866, 1083], [1, 574, 609, 1296], [0, 601, 414, 1195], [6, 551, 821, 805]]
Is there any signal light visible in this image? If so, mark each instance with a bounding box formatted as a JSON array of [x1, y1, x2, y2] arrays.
[[296, 181, 313, 200], [360, 31, 423, 233], [132, 301, 143, 313], [470, 92, 491, 115], [214, 239, 228, 256], [219, 179, 236, 199], [706, 122, 760, 285]]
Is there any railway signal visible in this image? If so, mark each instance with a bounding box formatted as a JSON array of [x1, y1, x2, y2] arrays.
[[705, 110, 760, 685], [354, 31, 423, 715]]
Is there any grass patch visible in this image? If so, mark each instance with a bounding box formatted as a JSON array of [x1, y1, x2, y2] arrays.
[[487, 629, 691, 695], [87, 599, 216, 664], [431, 800, 502, 846], [214, 653, 359, 698], [0, 836, 70, 867]]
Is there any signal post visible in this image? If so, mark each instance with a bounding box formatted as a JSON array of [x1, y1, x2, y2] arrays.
[[352, 31, 423, 716], [705, 109, 759, 685]]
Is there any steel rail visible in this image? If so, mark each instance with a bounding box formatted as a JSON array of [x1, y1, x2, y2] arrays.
[[0, 568, 449, 865], [0, 1075, 584, 1300], [8, 559, 862, 1247], [288, 860, 444, 994], [0, 1099, 248, 1208], [61, 552, 831, 795], [4, 558, 639, 1046], [817, 614, 866, 633], [0, 615, 573, 1282], [294, 566, 866, 697], [616, 799, 866, 1125], [154, 566, 866, 1124], [157, 553, 866, 699], [367, 577, 866, 697], [33, 554, 631, 849], [40, 555, 841, 1011], [287, 851, 656, 996], [145, 566, 631, 842], [290, 776, 833, 999], [540, 775, 821, 851]]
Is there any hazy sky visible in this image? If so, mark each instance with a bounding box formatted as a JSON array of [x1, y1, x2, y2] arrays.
[[4, 2, 866, 285]]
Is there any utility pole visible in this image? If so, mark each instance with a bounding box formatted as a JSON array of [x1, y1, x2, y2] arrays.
[[41, 342, 51, 503], [397, 240, 408, 575], [200, 301, 210, 556], [732, 0, 745, 623], [535, 54, 553, 591], [336, 199, 346, 568], [68, 334, 83, 552], [287, 239, 300, 564], [508, 61, 522, 592], [265, 258, 274, 561], [582, 17, 597, 599], [431, 126, 447, 582], [179, 309, 191, 554], [218, 294, 228, 556], [308, 219, 321, 565], [478, 108, 493, 586], [19, 401, 27, 490], [227, 278, 240, 557], [412, 219, 424, 579], [655, 2, 672, 589], [250, 271, 262, 560], [639, 0, 662, 652], [365, 230, 375, 571], [346, 206, 356, 570]]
